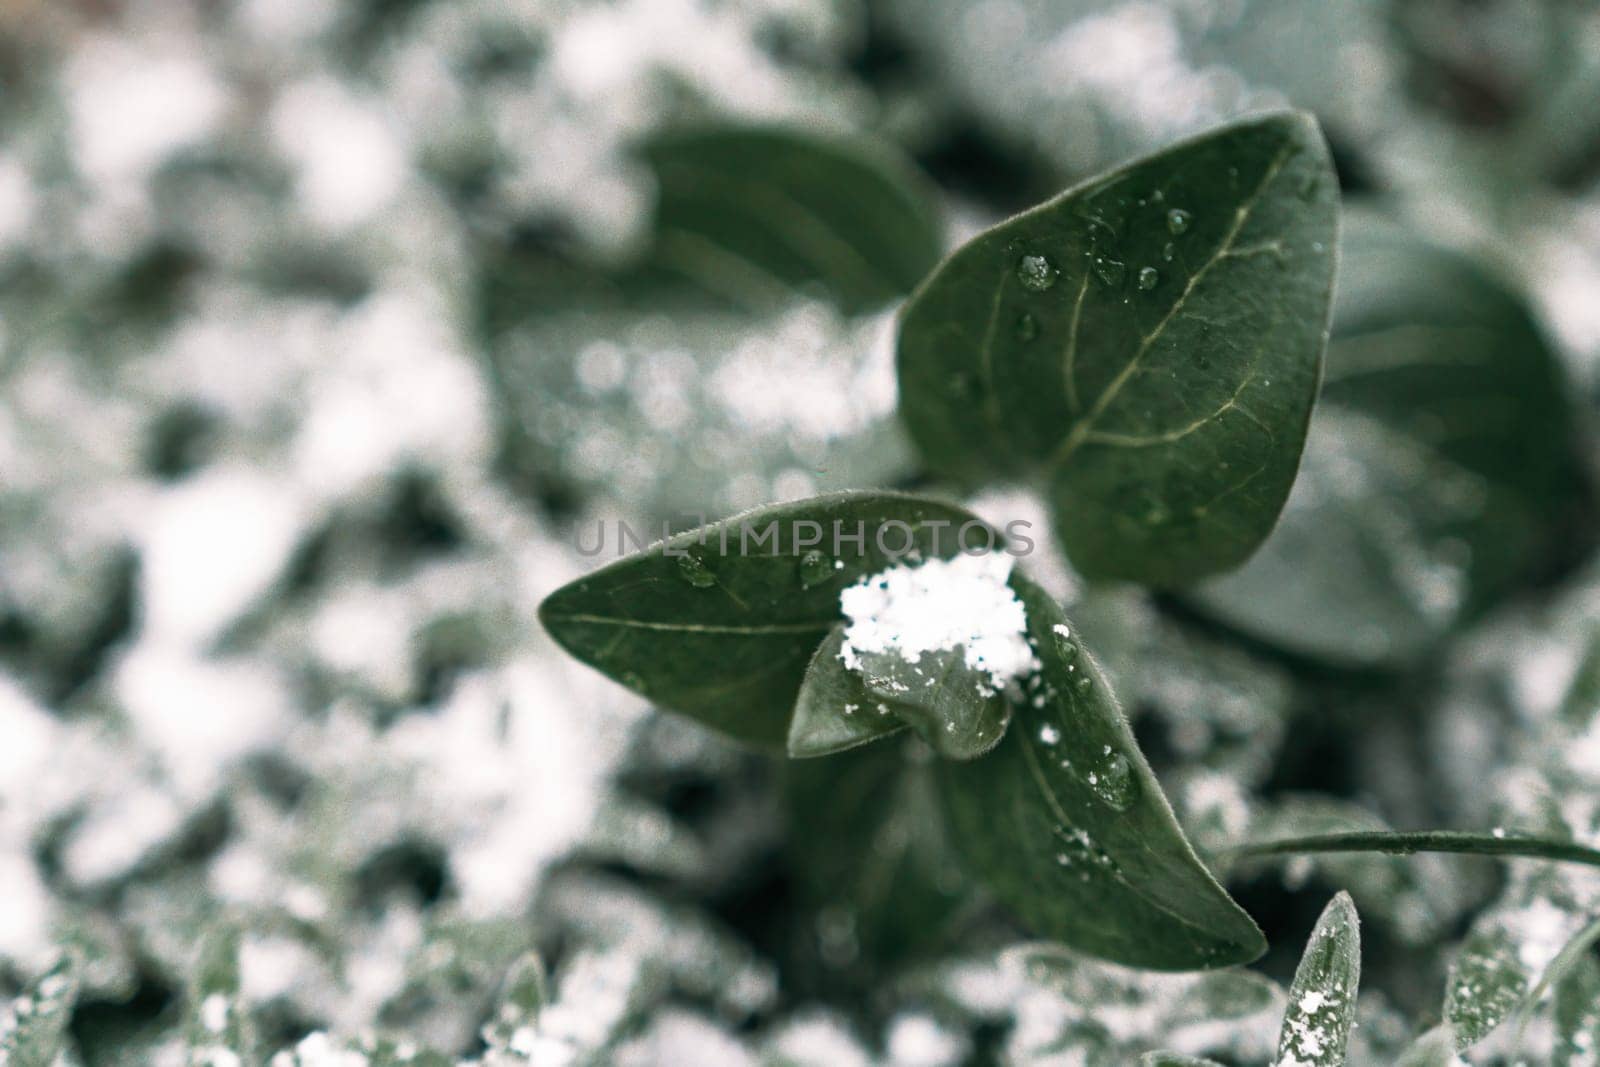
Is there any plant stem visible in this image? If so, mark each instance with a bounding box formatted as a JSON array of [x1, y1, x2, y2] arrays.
[[1224, 830, 1600, 871]]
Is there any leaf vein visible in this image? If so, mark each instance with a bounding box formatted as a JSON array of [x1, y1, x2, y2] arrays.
[[545, 613, 835, 636], [1051, 140, 1298, 465]]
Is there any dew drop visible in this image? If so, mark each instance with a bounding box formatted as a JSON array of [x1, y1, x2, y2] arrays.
[[677, 553, 718, 588], [1137, 266, 1159, 290], [1091, 751, 1136, 811], [1166, 208, 1192, 235], [1050, 623, 1076, 660], [1016, 254, 1058, 292], [798, 549, 833, 589], [1015, 312, 1039, 341], [1038, 724, 1060, 746], [1162, 242, 1175, 262], [1090, 255, 1125, 288]]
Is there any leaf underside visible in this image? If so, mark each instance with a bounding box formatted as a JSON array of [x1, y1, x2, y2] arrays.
[[787, 624, 908, 758]]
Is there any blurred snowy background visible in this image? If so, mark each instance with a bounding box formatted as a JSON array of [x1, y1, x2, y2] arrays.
[[3, 1, 1600, 1064]]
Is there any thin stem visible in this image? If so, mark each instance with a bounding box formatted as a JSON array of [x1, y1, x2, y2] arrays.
[[1223, 830, 1600, 871]]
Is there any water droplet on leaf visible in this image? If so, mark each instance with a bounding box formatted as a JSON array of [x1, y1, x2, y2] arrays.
[[1166, 208, 1192, 235], [1137, 267, 1159, 290], [1090, 751, 1136, 811], [1015, 312, 1039, 341], [1016, 254, 1058, 291], [677, 553, 718, 588], [798, 549, 833, 589], [1090, 255, 1125, 288]]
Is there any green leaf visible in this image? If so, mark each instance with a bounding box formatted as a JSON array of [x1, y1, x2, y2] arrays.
[[897, 110, 1338, 586], [0, 953, 80, 1067], [1554, 955, 1600, 1066], [1277, 891, 1361, 1067], [1445, 925, 1531, 1050], [1192, 210, 1591, 665], [1140, 1055, 1226, 1067], [792, 611, 1015, 761], [852, 643, 1012, 760], [641, 125, 944, 314], [938, 576, 1265, 970], [781, 742, 971, 988], [787, 624, 907, 758], [539, 491, 995, 748]]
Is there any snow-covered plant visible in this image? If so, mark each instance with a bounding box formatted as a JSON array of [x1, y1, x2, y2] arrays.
[[7, 2, 1600, 1066], [537, 96, 1600, 1067]]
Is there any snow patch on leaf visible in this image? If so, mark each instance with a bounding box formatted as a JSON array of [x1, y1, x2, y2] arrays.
[[838, 552, 1038, 697]]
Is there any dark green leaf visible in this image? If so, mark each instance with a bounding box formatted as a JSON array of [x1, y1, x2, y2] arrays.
[[853, 641, 1012, 760], [642, 125, 944, 314], [1192, 210, 1592, 665], [938, 576, 1265, 970], [539, 492, 994, 748], [782, 742, 971, 988], [1277, 891, 1361, 1067], [897, 111, 1337, 585], [787, 624, 907, 758]]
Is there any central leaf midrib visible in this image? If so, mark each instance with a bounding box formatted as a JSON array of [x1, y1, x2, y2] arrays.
[[544, 612, 836, 636]]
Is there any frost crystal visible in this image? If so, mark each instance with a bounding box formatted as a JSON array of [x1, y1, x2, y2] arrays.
[[838, 553, 1039, 695]]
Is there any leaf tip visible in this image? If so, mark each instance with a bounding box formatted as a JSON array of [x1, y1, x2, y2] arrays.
[[1325, 889, 1361, 933]]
